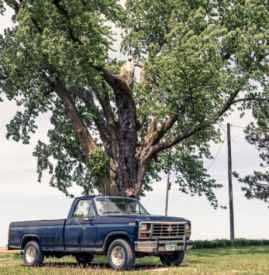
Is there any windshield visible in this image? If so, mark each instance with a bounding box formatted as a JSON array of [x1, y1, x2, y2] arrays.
[[94, 197, 149, 216]]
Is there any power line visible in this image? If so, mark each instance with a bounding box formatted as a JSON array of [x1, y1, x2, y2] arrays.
[[219, 123, 246, 142], [218, 123, 226, 134], [206, 123, 246, 172], [230, 124, 245, 129], [206, 142, 225, 171]]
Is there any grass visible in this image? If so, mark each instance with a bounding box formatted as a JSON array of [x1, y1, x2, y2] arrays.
[[1, 246, 269, 275]]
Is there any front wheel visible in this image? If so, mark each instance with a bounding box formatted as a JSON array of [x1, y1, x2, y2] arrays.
[[75, 253, 94, 266], [107, 239, 135, 270], [160, 251, 185, 266], [23, 241, 44, 266]]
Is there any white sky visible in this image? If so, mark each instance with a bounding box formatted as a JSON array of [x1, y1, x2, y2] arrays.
[[1, 7, 269, 247]]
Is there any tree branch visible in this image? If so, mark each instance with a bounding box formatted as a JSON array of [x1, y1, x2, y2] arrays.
[[232, 97, 269, 104], [150, 88, 242, 157], [0, 72, 7, 81], [71, 87, 112, 155], [8, 1, 121, 160], [153, 115, 178, 145], [138, 115, 177, 160], [50, 0, 135, 98], [52, 0, 83, 45], [50, 78, 97, 156], [96, 83, 117, 131], [10, 4, 98, 157], [5, 0, 22, 14]]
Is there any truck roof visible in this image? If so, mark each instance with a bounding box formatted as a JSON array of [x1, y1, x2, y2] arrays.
[[75, 195, 138, 200]]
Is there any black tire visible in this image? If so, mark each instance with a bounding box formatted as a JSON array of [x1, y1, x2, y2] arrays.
[[107, 239, 135, 270], [23, 240, 44, 266], [160, 251, 185, 266], [75, 253, 94, 266]]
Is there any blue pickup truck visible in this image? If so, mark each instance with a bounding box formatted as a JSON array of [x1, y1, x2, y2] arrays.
[[8, 196, 192, 270]]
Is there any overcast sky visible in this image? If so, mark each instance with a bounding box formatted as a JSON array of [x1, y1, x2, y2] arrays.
[[1, 7, 269, 247]]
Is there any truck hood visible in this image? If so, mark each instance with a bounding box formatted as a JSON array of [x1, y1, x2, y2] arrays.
[[97, 215, 189, 224], [133, 215, 188, 223]]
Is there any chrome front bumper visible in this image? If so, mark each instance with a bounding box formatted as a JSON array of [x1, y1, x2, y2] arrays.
[[135, 239, 193, 253]]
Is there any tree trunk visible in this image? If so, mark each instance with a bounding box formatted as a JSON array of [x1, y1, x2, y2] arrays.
[[94, 157, 146, 197]]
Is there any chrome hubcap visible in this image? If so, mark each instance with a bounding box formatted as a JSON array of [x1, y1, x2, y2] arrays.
[[111, 246, 125, 267], [25, 246, 37, 264]]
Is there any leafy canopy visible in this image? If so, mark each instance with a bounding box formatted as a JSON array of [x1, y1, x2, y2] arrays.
[[0, 0, 269, 206]]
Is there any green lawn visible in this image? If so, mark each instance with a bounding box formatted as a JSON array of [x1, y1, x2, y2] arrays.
[[1, 246, 269, 275]]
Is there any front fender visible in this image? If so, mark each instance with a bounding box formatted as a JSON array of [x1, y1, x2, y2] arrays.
[[103, 229, 137, 251]]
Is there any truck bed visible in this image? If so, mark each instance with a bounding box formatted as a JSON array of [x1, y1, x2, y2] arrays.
[[8, 219, 66, 251], [10, 219, 66, 227]]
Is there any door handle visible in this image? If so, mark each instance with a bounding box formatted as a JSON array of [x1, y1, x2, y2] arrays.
[[80, 218, 94, 225]]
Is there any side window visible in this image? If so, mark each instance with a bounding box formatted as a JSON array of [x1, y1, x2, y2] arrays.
[[73, 200, 95, 219]]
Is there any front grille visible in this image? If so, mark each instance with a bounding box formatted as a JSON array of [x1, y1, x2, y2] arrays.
[[139, 222, 186, 240], [151, 223, 185, 239]]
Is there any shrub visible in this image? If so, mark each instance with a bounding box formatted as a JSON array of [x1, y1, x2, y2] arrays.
[[192, 239, 269, 249]]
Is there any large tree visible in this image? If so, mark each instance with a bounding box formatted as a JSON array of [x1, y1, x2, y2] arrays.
[[0, 0, 269, 204]]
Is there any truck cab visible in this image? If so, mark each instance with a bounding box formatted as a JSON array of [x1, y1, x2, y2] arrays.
[[8, 196, 192, 270]]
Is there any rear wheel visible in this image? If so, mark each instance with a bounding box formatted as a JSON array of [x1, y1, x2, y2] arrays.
[[107, 239, 135, 270], [160, 251, 185, 266], [75, 254, 94, 266], [23, 241, 44, 266]]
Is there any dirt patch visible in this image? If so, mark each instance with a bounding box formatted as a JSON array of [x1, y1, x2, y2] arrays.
[[0, 248, 8, 253], [0, 248, 19, 254]]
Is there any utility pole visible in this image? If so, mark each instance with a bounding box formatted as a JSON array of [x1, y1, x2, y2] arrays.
[[227, 123, 235, 241], [165, 169, 171, 216], [165, 154, 172, 216]]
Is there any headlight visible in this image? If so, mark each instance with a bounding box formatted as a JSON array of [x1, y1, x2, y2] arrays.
[[185, 223, 191, 237], [140, 223, 148, 231], [139, 223, 151, 239], [139, 223, 151, 232]]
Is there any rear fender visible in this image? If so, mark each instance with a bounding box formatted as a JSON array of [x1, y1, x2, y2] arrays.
[[21, 234, 41, 249]]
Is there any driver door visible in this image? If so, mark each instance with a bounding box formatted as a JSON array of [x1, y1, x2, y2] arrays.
[[65, 199, 97, 251]]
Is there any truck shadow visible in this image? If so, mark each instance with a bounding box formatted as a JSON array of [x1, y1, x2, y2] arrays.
[[39, 262, 189, 271]]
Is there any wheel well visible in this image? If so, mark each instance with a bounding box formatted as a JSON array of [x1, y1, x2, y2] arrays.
[[21, 236, 40, 249], [104, 234, 131, 253]]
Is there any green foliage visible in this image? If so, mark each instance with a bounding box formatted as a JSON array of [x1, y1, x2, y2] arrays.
[[235, 96, 269, 203], [0, 0, 269, 203], [0, 1, 4, 15], [172, 151, 222, 208], [33, 99, 99, 196], [87, 148, 110, 177]]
